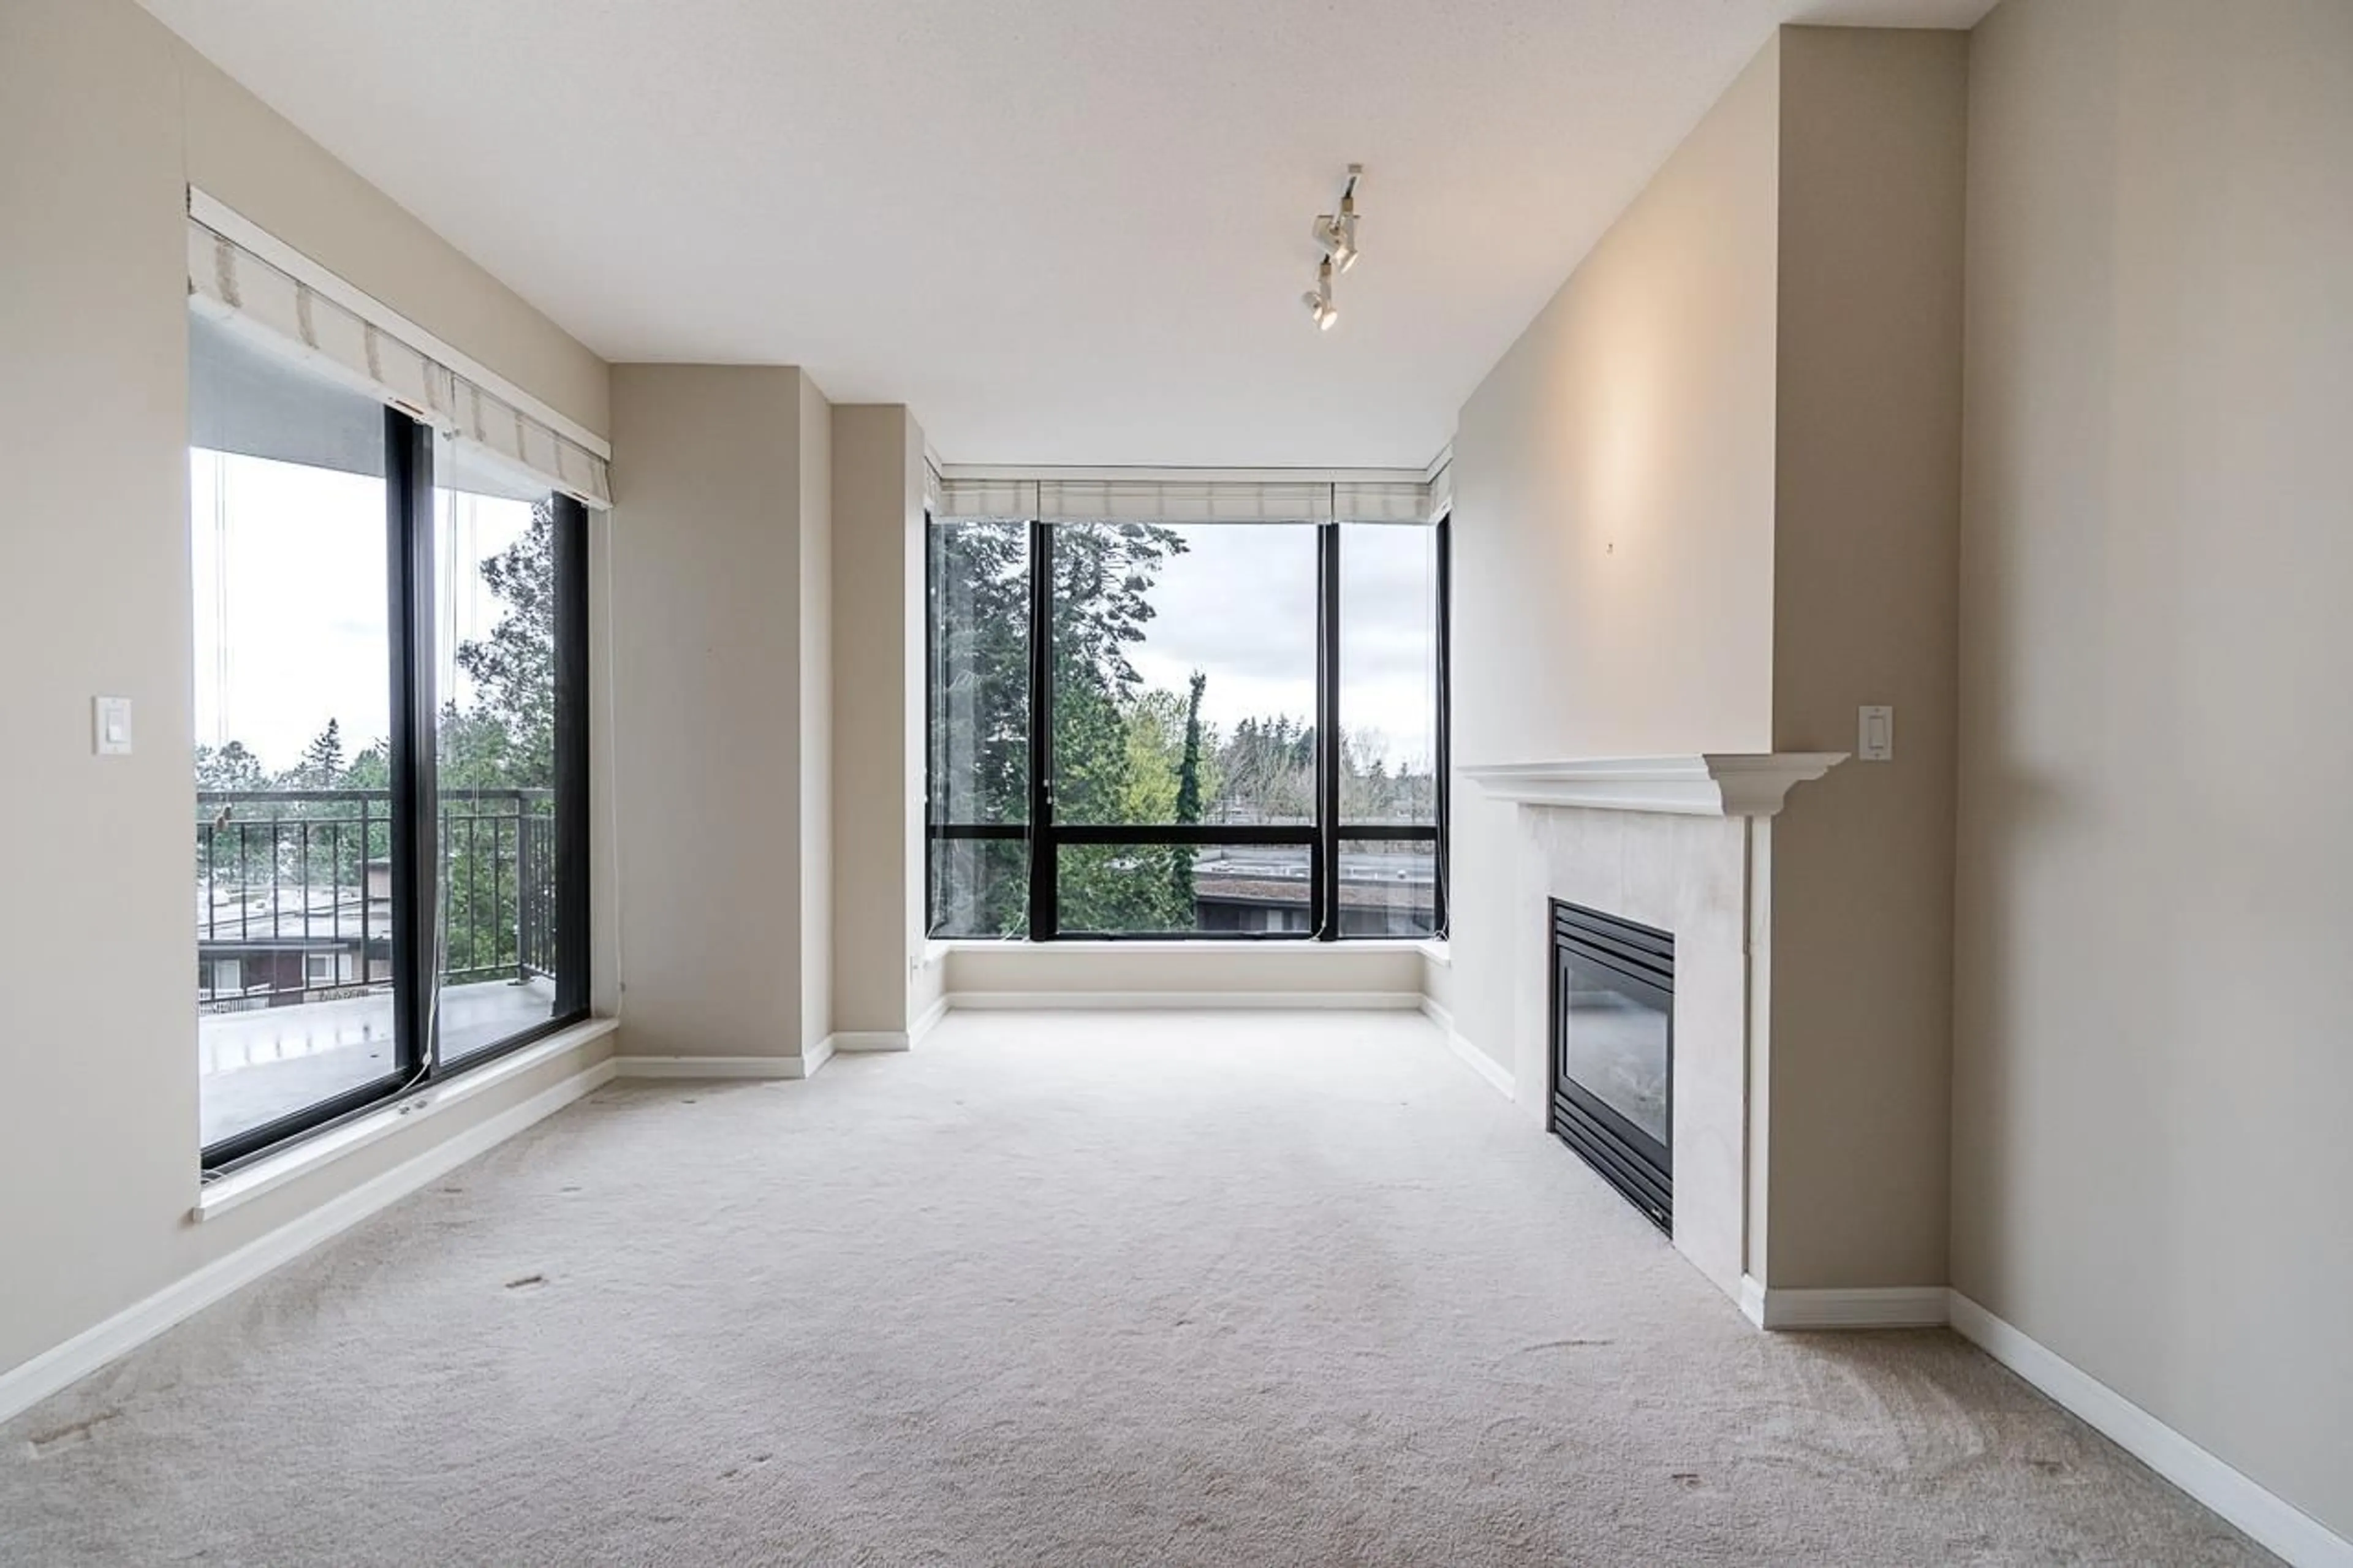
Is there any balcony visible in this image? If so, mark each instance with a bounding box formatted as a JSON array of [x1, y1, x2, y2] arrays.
[[197, 788, 559, 1149]]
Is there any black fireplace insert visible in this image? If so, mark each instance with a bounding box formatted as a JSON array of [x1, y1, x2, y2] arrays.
[[1550, 900, 1673, 1232]]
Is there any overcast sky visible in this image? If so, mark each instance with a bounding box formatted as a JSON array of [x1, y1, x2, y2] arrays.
[[1125, 521, 1436, 774], [192, 450, 528, 773]]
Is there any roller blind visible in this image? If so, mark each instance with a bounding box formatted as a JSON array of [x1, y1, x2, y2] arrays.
[[931, 472, 1447, 524], [933, 477, 1036, 520], [1330, 480, 1431, 523], [186, 215, 612, 509]]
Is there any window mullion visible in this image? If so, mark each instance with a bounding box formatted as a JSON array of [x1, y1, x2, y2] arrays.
[[1316, 521, 1341, 940], [551, 495, 592, 1014], [1027, 518, 1057, 939], [1433, 511, 1453, 938], [385, 410, 439, 1079]]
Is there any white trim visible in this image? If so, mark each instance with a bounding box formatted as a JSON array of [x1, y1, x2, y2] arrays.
[[1, 1055, 614, 1426], [189, 188, 612, 460], [1420, 998, 1515, 1101], [800, 1036, 836, 1078], [1949, 1293, 2353, 1567], [195, 1020, 617, 1220], [828, 1031, 911, 1054], [608, 1055, 816, 1080], [944, 990, 1421, 1012], [1414, 937, 1452, 968], [1737, 1278, 1950, 1330], [908, 994, 950, 1047], [1461, 753, 1847, 817], [934, 463, 1431, 486]]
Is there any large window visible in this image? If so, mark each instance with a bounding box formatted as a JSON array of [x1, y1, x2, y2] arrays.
[[191, 314, 589, 1167], [928, 510, 1448, 940]]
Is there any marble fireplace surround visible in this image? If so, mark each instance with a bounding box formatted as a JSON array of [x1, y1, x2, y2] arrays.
[[1462, 754, 1845, 1306]]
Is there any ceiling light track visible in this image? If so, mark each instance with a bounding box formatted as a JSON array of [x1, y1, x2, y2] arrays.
[[1303, 164, 1363, 331]]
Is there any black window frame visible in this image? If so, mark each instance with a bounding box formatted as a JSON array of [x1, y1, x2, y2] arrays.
[[926, 510, 1450, 942], [199, 405, 592, 1173]]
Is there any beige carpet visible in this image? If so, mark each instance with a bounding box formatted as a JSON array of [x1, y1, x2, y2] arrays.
[[1, 1011, 2268, 1566]]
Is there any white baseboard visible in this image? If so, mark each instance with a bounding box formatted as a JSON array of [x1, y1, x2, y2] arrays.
[[944, 990, 1422, 1012], [1738, 1278, 1950, 1330], [0, 1054, 615, 1427], [907, 994, 949, 1047], [828, 1031, 910, 1054], [1419, 998, 1515, 1102], [1948, 1292, 2351, 1567], [609, 1054, 814, 1080]]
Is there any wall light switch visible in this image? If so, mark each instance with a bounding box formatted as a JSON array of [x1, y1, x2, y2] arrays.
[[1858, 705, 1894, 762], [94, 695, 134, 756]]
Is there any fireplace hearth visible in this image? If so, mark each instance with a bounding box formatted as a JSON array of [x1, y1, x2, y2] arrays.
[[1550, 900, 1674, 1232]]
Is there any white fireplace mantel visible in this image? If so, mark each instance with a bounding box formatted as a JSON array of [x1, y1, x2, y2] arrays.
[[1461, 753, 1847, 817]]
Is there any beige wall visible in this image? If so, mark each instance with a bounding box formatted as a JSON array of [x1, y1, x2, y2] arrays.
[[0, 0, 612, 1380], [607, 365, 828, 1060], [1954, 0, 2353, 1537], [830, 407, 929, 1037], [1760, 28, 1966, 1288], [1448, 36, 1784, 1080], [798, 382, 835, 1052]]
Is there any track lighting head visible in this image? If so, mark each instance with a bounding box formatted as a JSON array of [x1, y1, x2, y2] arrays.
[[1303, 165, 1362, 331], [1313, 211, 1359, 274], [1303, 256, 1338, 330]]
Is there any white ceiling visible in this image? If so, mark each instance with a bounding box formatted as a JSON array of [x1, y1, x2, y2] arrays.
[[141, 0, 1993, 468]]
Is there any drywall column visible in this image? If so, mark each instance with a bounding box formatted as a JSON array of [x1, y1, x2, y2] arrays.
[[607, 365, 827, 1064], [797, 382, 835, 1056], [1954, 0, 2353, 1540], [830, 406, 931, 1040], [1759, 27, 1966, 1290]]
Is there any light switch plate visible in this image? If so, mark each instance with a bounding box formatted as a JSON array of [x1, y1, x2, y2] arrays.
[[1858, 705, 1894, 762], [93, 695, 134, 756]]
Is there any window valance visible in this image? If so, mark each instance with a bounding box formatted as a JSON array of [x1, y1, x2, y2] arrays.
[[185, 204, 612, 509], [928, 470, 1449, 525]]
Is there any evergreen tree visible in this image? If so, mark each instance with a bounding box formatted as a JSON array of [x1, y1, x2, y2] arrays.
[[452, 498, 558, 787], [1169, 670, 1207, 915], [298, 719, 344, 787]]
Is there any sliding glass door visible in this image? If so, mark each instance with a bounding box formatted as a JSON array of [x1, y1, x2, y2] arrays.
[[431, 444, 589, 1064], [191, 316, 409, 1153], [191, 314, 589, 1170]]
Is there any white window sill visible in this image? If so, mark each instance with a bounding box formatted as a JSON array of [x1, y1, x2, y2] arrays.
[[194, 1017, 618, 1223]]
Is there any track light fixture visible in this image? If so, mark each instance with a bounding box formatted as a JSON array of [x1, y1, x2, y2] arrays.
[[1314, 164, 1363, 275], [1303, 164, 1363, 331], [1303, 256, 1338, 331]]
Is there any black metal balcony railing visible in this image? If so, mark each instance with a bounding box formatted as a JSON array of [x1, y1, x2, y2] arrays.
[[195, 788, 556, 1012]]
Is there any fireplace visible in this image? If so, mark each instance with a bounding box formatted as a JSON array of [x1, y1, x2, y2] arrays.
[[1550, 900, 1674, 1232]]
